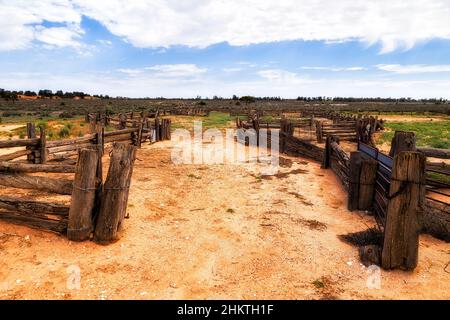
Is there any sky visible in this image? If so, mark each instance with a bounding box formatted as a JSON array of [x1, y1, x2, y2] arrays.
[[1, 0, 450, 98]]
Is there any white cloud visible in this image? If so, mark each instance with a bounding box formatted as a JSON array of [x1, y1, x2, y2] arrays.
[[377, 64, 450, 74], [0, 0, 82, 50], [35, 24, 84, 48], [145, 64, 207, 77], [301, 66, 366, 72], [2, 0, 450, 52], [223, 68, 243, 72], [73, 0, 450, 53], [116, 68, 144, 76], [257, 69, 306, 83]]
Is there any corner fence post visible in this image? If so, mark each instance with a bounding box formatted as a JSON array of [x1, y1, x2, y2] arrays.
[[67, 149, 99, 241], [381, 151, 426, 270]]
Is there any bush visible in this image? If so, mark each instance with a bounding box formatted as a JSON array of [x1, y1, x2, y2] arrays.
[[239, 96, 256, 103], [58, 127, 70, 138], [59, 111, 73, 118]]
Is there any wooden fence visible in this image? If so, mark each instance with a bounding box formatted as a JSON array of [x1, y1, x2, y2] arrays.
[[236, 111, 383, 146], [237, 118, 448, 270], [0, 116, 172, 243]]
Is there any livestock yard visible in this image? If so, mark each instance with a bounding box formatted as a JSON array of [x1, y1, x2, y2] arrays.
[[0, 99, 448, 300]]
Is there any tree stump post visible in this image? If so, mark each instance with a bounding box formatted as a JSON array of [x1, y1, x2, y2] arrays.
[[347, 152, 362, 211], [67, 149, 99, 241], [358, 158, 378, 211], [381, 151, 426, 270], [389, 131, 416, 157], [93, 143, 137, 244], [39, 125, 46, 164]]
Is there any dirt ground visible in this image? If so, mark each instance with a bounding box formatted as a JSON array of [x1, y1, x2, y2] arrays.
[[0, 141, 449, 300]]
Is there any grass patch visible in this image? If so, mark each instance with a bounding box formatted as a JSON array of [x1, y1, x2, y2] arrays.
[[427, 172, 450, 184], [202, 111, 232, 128], [378, 121, 450, 149], [312, 279, 325, 289]]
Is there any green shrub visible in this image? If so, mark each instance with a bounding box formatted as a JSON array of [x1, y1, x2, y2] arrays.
[[59, 111, 73, 118], [58, 127, 70, 138]]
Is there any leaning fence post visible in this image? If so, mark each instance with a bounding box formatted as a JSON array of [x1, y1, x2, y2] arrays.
[[347, 151, 362, 211], [67, 149, 99, 241], [381, 151, 426, 270], [94, 143, 137, 244]]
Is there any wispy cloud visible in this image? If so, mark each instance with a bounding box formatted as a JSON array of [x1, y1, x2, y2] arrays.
[[116, 68, 144, 76], [376, 64, 450, 74], [301, 66, 366, 72], [223, 67, 243, 72], [146, 64, 207, 77]]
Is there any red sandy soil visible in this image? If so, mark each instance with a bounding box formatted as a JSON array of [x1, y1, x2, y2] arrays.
[[0, 141, 449, 300]]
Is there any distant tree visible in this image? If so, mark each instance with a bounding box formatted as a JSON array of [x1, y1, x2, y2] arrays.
[[38, 89, 53, 97], [239, 96, 255, 103], [24, 90, 37, 96]]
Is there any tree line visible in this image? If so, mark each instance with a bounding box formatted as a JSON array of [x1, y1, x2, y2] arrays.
[[0, 88, 110, 100]]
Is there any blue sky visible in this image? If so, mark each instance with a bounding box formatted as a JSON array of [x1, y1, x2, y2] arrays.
[[1, 1, 450, 98]]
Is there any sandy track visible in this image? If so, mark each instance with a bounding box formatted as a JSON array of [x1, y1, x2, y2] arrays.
[[0, 141, 449, 300]]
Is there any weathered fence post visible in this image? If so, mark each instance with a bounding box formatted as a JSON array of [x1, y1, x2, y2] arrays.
[[26, 123, 36, 163], [280, 119, 286, 153], [321, 136, 332, 169], [67, 149, 99, 241], [389, 131, 416, 157], [136, 123, 143, 148], [315, 120, 323, 143], [381, 151, 426, 270], [94, 143, 137, 244], [39, 125, 46, 164], [358, 158, 378, 210], [119, 113, 126, 130], [348, 152, 362, 211], [155, 117, 161, 141]]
